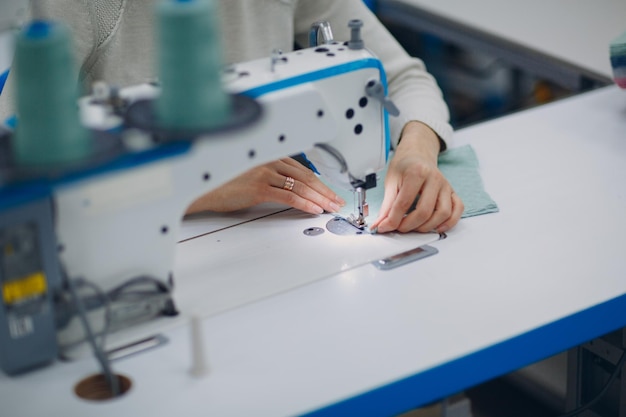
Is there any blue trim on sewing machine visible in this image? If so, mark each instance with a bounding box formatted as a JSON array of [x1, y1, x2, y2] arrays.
[[0, 181, 52, 211], [0, 141, 191, 211], [301, 292, 626, 417], [243, 57, 391, 161]]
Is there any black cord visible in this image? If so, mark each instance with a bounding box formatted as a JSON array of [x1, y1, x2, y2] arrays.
[[556, 350, 626, 417]]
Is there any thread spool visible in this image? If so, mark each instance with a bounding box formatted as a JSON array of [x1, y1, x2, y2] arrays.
[[12, 20, 91, 167], [156, 0, 231, 131]]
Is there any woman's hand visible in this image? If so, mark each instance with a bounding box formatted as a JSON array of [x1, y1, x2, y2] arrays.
[[186, 157, 345, 215], [370, 122, 463, 233]]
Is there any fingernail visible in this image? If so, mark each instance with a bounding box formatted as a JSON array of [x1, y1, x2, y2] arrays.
[[329, 201, 341, 212], [370, 226, 378, 234], [314, 205, 324, 214], [335, 196, 346, 206]]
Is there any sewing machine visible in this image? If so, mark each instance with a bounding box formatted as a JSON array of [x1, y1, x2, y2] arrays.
[[0, 6, 395, 378]]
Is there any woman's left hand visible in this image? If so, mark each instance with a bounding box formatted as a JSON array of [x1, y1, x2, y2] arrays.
[[370, 122, 464, 233], [185, 157, 345, 215]]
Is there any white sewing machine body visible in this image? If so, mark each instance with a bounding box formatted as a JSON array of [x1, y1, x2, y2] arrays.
[[0, 39, 392, 373], [66, 42, 390, 295]]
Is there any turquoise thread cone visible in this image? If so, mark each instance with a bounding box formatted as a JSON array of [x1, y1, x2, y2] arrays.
[[12, 20, 91, 167], [156, 0, 231, 131]]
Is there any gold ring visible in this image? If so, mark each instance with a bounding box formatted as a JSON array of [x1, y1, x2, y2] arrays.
[[282, 176, 295, 191]]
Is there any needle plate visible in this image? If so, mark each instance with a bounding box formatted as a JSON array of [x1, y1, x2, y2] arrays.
[[326, 216, 369, 236]]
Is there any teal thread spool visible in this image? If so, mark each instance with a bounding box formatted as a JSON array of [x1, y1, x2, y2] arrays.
[[156, 0, 231, 131], [12, 21, 91, 167]]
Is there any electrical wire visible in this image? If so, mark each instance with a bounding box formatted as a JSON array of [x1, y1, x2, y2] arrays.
[[57, 274, 174, 345], [66, 276, 119, 397], [556, 349, 626, 417], [74, 278, 112, 350], [107, 275, 171, 299], [57, 274, 176, 361]]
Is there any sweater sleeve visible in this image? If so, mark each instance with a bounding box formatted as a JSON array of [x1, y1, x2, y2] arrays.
[[293, 0, 453, 149]]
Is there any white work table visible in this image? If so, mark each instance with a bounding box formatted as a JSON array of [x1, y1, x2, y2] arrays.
[[2, 85, 626, 416], [377, 0, 626, 90]]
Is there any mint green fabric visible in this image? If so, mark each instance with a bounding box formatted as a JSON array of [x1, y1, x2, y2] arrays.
[[438, 144, 499, 218]]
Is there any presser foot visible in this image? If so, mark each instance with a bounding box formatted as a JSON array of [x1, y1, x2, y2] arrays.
[[346, 213, 367, 230]]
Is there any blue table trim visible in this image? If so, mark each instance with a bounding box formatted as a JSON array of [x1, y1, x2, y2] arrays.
[[301, 292, 626, 417]]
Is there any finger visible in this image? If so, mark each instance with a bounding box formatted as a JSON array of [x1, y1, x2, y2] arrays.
[[369, 183, 398, 230], [395, 178, 439, 233], [265, 167, 296, 190], [435, 192, 464, 233], [264, 167, 335, 214], [376, 177, 426, 233], [261, 183, 325, 214], [264, 161, 310, 190], [281, 158, 346, 205], [275, 159, 345, 212], [370, 167, 405, 230], [410, 188, 453, 233]]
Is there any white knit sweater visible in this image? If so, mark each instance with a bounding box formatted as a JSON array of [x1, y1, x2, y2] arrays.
[[0, 0, 452, 148]]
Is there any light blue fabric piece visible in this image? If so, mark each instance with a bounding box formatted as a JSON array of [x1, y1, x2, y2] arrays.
[[438, 144, 499, 218], [330, 144, 498, 221]]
